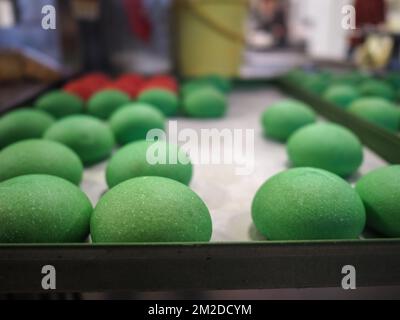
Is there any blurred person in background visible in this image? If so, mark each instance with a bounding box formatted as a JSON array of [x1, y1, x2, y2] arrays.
[[349, 0, 387, 54]]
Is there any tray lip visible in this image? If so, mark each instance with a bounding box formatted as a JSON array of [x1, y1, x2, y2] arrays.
[[0, 237, 400, 248]]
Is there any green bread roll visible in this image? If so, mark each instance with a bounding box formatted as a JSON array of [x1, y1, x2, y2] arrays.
[[0, 108, 55, 149], [283, 69, 305, 84], [323, 85, 359, 108], [88, 89, 130, 119], [385, 72, 400, 90], [181, 76, 231, 97], [91, 176, 212, 243], [0, 139, 83, 184], [181, 81, 214, 97], [287, 123, 363, 177], [355, 165, 400, 237], [182, 88, 227, 118], [251, 167, 366, 240], [301, 73, 329, 95], [358, 79, 396, 101], [331, 71, 368, 86], [109, 103, 165, 145], [106, 140, 192, 188], [348, 98, 399, 131], [44, 115, 115, 165], [35, 90, 84, 118], [200, 75, 232, 93], [261, 100, 316, 142], [138, 89, 178, 116], [0, 174, 92, 243]]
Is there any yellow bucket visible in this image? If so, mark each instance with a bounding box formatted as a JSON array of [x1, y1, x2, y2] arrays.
[[173, 0, 249, 78]]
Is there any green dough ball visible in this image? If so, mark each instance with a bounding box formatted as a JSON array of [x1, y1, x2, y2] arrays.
[[44, 115, 115, 165], [301, 73, 329, 95], [348, 98, 399, 131], [91, 176, 212, 243], [106, 140, 192, 188], [35, 90, 84, 118], [200, 75, 232, 93], [109, 103, 165, 145], [183, 88, 227, 118], [0, 139, 83, 184], [0, 108, 55, 149], [0, 174, 92, 243], [385, 72, 400, 90], [331, 71, 368, 86], [87, 89, 130, 119], [182, 76, 231, 97], [251, 167, 366, 240], [138, 89, 178, 116], [356, 165, 400, 237], [261, 100, 316, 141], [181, 81, 214, 97], [287, 123, 363, 177], [323, 85, 359, 108], [358, 79, 396, 101]]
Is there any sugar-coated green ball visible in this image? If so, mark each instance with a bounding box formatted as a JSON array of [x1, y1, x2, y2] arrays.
[[385, 72, 400, 90], [106, 140, 192, 188], [109, 103, 165, 145], [251, 168, 366, 240], [0, 139, 83, 184], [199, 75, 232, 93], [35, 90, 84, 118], [44, 115, 115, 165], [181, 81, 214, 97], [0, 174, 92, 243], [88, 89, 130, 119], [330, 71, 368, 86], [301, 73, 329, 95], [261, 100, 316, 141], [356, 165, 400, 237], [91, 176, 212, 243], [348, 97, 399, 131], [138, 89, 179, 116], [183, 88, 227, 118], [0, 108, 55, 149], [181, 76, 231, 97], [358, 79, 396, 101], [323, 85, 359, 108], [287, 123, 363, 177]]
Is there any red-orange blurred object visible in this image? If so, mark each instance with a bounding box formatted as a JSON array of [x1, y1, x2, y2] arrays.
[[63, 72, 111, 101]]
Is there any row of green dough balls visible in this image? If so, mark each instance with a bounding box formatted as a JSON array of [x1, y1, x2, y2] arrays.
[[0, 82, 230, 151], [0, 138, 193, 188], [1, 164, 399, 243], [252, 165, 400, 240], [34, 88, 177, 118], [261, 100, 364, 177], [285, 70, 400, 131], [286, 69, 399, 101], [0, 174, 212, 243], [0, 104, 166, 155], [33, 77, 230, 121]]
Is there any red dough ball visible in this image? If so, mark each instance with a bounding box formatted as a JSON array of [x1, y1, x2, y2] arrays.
[[63, 72, 112, 101], [139, 75, 178, 94]]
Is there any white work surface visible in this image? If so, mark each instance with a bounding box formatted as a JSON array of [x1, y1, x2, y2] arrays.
[[82, 87, 387, 242]]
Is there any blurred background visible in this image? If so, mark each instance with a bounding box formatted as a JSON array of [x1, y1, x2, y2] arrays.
[[1, 0, 399, 81]]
